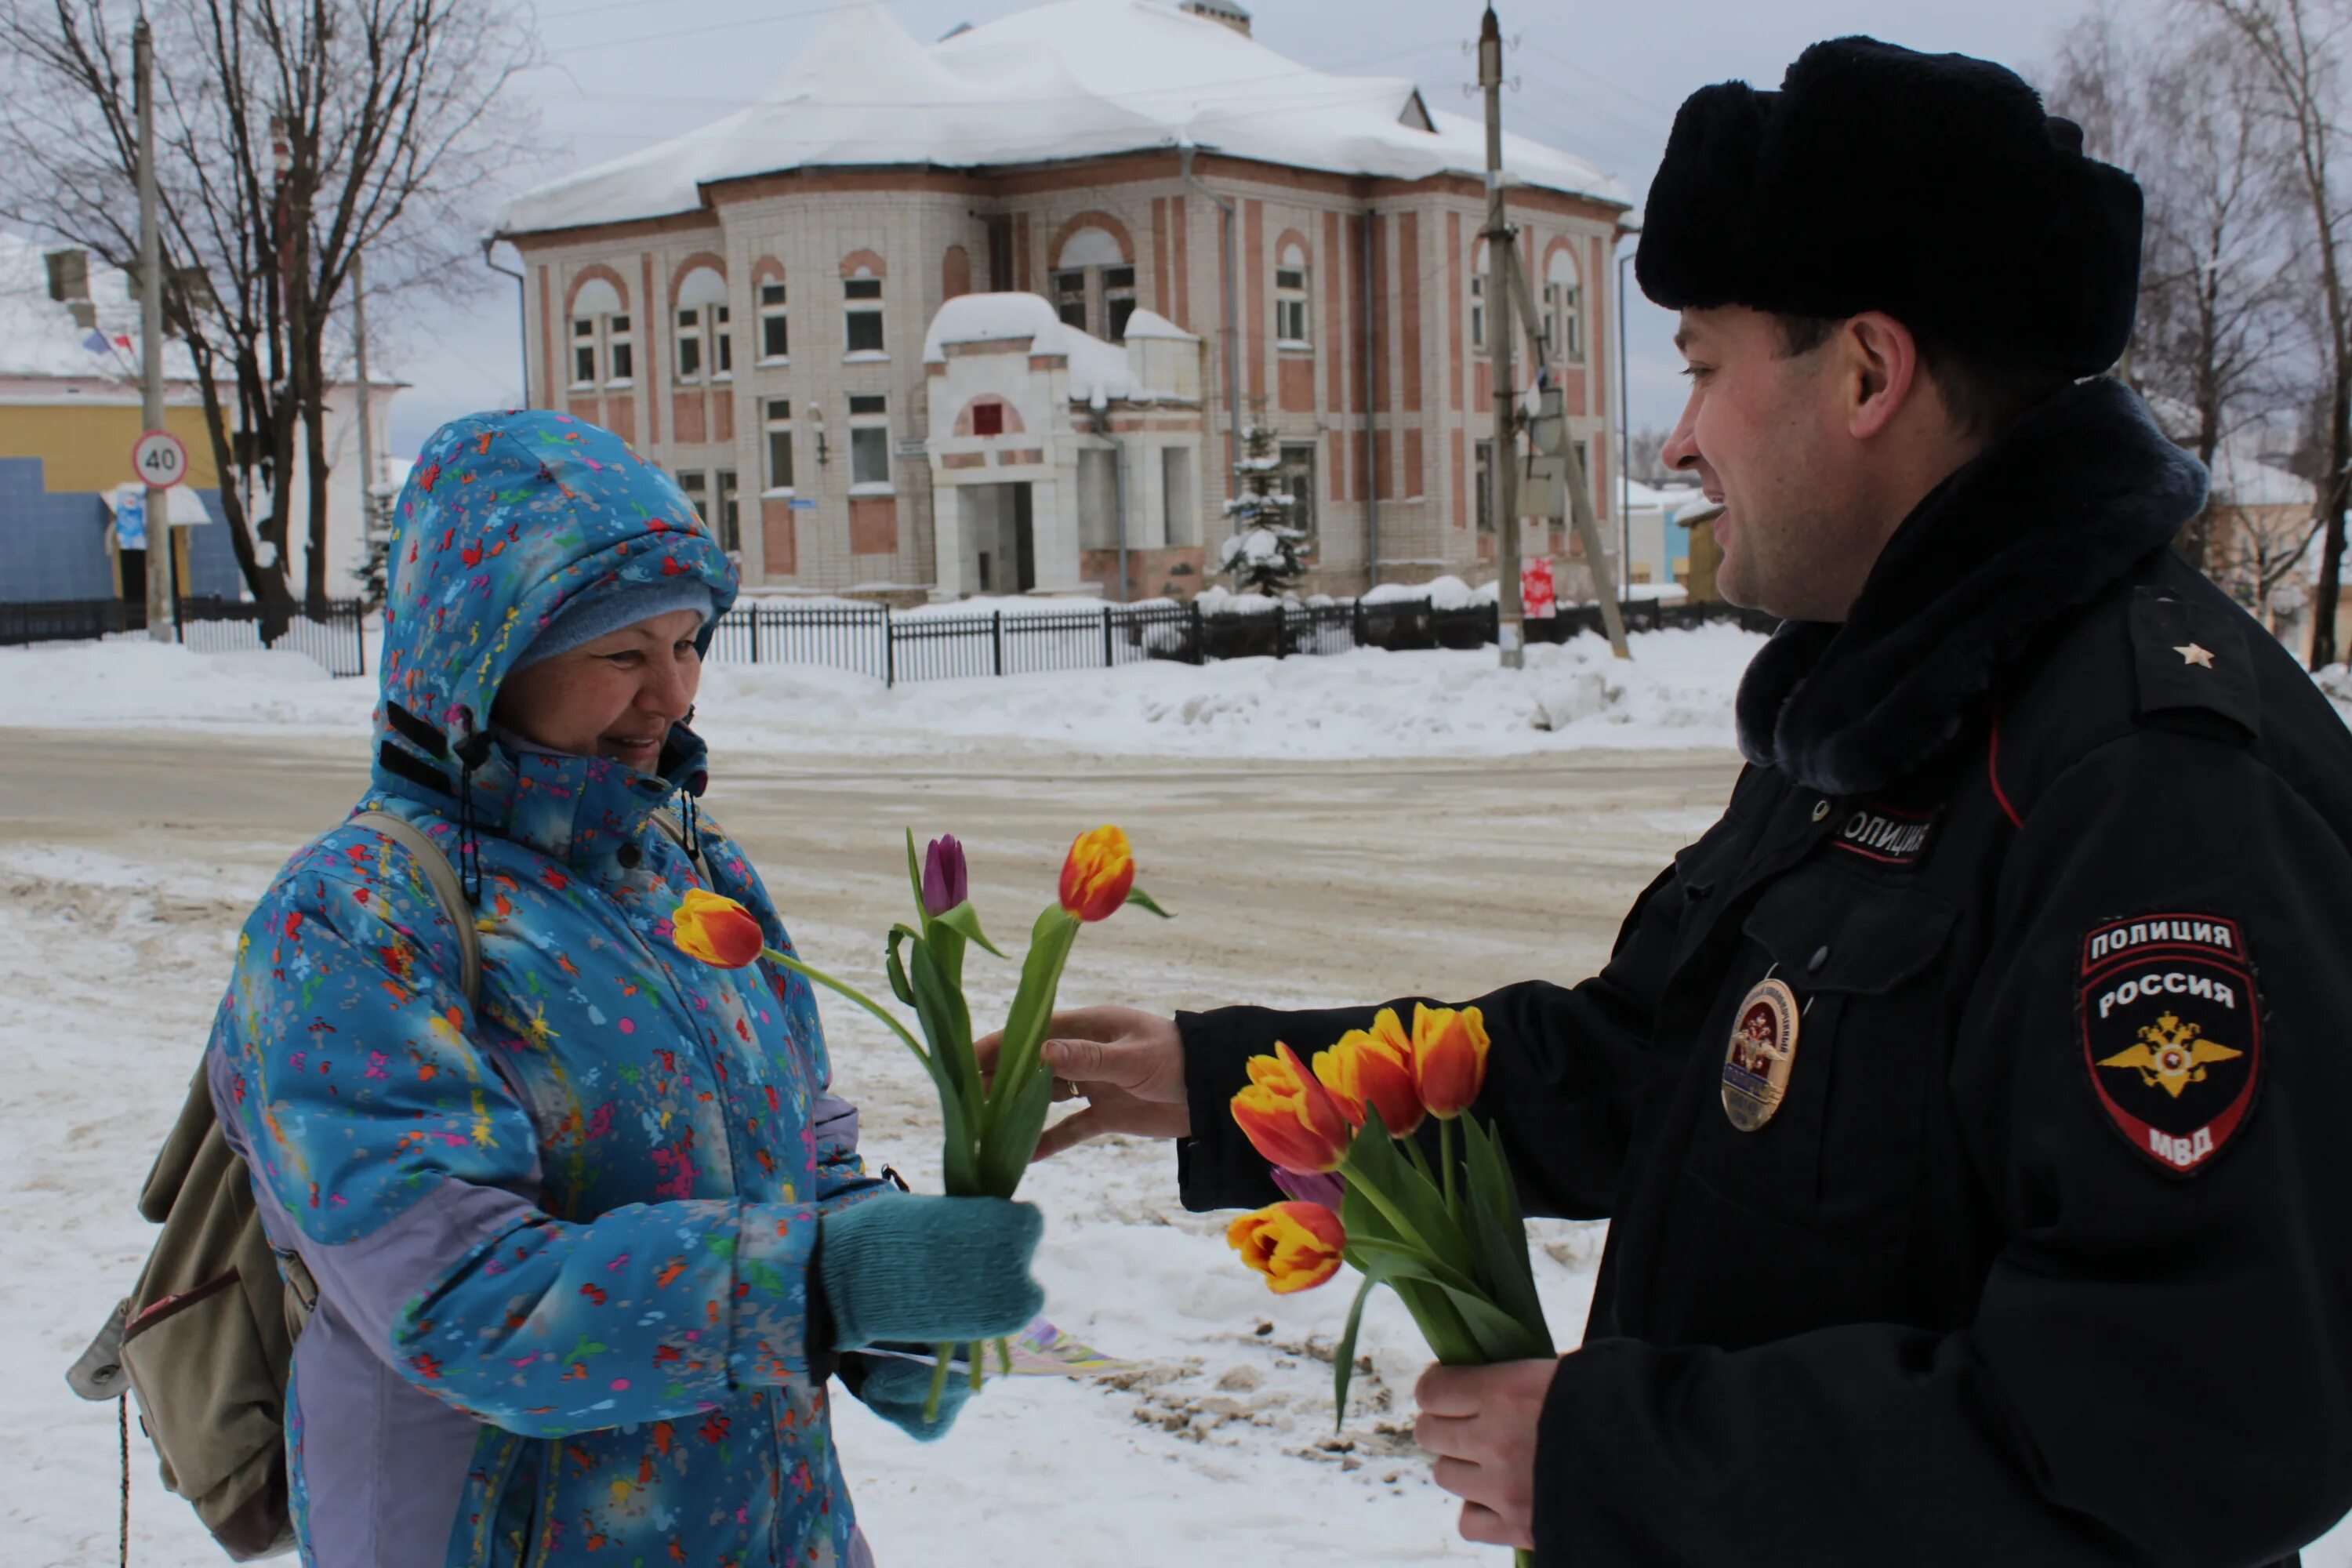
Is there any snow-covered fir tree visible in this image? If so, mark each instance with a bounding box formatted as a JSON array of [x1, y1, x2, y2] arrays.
[[1216, 419, 1308, 597]]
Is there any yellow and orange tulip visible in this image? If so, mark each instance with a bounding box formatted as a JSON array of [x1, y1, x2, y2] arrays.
[[1231, 1041, 1352, 1174], [1410, 1004, 1490, 1120], [1227, 1200, 1347, 1294], [1058, 825, 1136, 923], [1312, 1008, 1425, 1138], [670, 888, 766, 970]]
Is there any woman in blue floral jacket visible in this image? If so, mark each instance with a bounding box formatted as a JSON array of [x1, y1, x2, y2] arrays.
[[207, 409, 1040, 1568]]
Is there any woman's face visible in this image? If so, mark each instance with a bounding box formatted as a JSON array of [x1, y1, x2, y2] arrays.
[[492, 608, 706, 772]]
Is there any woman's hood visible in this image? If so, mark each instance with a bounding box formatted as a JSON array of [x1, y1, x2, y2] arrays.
[[376, 408, 736, 760]]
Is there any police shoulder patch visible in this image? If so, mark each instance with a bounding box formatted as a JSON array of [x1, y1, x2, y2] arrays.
[[2080, 912, 2262, 1175]]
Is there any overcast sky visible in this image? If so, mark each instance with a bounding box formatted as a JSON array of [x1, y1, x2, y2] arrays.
[[388, 0, 2108, 456]]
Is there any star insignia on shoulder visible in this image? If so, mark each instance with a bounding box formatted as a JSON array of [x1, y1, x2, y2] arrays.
[[2174, 642, 2216, 668]]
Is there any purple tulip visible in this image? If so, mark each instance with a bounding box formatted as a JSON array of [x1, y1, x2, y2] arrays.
[[1271, 1166, 1345, 1213], [922, 834, 969, 916]]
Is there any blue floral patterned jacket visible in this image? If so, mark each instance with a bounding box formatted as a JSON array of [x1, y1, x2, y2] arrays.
[[206, 409, 884, 1568]]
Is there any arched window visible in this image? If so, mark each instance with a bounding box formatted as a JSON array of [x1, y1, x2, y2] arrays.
[[1051, 225, 1135, 340], [1544, 247, 1584, 365], [673, 266, 731, 383], [569, 276, 631, 387], [1275, 241, 1310, 346], [1469, 240, 1490, 353]]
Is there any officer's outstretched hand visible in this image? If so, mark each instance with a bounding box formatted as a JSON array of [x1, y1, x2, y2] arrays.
[[975, 1005, 1190, 1159], [1415, 1359, 1562, 1551]]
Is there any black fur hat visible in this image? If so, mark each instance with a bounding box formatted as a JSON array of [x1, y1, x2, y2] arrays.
[[1635, 37, 2143, 376]]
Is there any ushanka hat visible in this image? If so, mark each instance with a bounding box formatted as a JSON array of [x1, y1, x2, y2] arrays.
[[1635, 36, 2143, 377]]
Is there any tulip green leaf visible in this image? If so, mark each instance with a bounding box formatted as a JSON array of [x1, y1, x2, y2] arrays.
[[1331, 1272, 1379, 1433], [903, 828, 927, 920], [934, 900, 1007, 959], [1461, 1117, 1552, 1352], [1123, 885, 1173, 920]]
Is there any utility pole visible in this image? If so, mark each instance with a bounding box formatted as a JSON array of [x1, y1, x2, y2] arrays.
[[351, 247, 384, 586], [1480, 5, 1522, 668], [136, 12, 174, 643]]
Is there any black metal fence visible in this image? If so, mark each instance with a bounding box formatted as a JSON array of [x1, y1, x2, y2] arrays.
[[1, 590, 1771, 690], [703, 595, 1773, 687], [0, 595, 368, 677]]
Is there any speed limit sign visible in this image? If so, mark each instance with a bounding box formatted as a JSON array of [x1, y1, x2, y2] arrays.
[[131, 429, 190, 490]]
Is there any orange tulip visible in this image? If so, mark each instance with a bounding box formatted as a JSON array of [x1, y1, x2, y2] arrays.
[[670, 888, 766, 970], [1312, 1008, 1425, 1138], [1410, 1004, 1491, 1120], [1227, 1200, 1348, 1294], [1058, 824, 1137, 922], [1230, 1041, 1353, 1174]]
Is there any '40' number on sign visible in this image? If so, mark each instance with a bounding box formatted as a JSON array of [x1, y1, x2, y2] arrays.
[[132, 431, 188, 489]]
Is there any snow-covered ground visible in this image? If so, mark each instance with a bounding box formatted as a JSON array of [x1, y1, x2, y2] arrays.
[[0, 622, 1765, 758]]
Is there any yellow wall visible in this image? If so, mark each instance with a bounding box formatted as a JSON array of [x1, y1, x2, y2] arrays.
[[0, 401, 223, 493]]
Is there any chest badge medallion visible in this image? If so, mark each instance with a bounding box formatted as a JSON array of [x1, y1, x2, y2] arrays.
[[1722, 977, 1801, 1131]]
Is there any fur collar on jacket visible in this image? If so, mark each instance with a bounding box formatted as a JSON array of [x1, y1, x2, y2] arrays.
[[1733, 377, 2207, 795]]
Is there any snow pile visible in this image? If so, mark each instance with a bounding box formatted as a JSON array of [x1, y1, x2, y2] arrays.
[[0, 637, 377, 733], [691, 624, 1765, 759], [923, 291, 1175, 408], [0, 625, 1762, 757], [497, 0, 1627, 235]]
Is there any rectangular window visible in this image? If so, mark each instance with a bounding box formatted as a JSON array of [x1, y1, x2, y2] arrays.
[[572, 317, 596, 386], [1162, 446, 1197, 546], [1475, 440, 1494, 533], [848, 394, 886, 416], [1470, 274, 1486, 352], [1105, 265, 1135, 339], [1278, 442, 1317, 539], [675, 307, 703, 382], [1053, 268, 1087, 332], [760, 282, 789, 361], [972, 401, 1004, 437], [607, 314, 633, 384], [676, 468, 708, 516], [712, 305, 732, 377], [844, 277, 884, 354], [764, 397, 794, 492], [851, 426, 889, 485], [714, 469, 739, 554], [1275, 265, 1309, 345]]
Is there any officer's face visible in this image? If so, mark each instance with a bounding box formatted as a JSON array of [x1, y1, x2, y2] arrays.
[[1663, 307, 1869, 620]]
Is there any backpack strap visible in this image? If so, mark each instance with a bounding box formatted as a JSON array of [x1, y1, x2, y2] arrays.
[[651, 806, 714, 886], [350, 809, 481, 1006]]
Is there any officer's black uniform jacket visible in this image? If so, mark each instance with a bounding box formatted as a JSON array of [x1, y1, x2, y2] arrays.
[[1174, 380, 2352, 1565]]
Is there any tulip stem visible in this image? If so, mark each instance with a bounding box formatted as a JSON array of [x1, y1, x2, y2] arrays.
[[1403, 1134, 1438, 1188], [1439, 1118, 1459, 1225], [967, 1340, 985, 1393], [760, 946, 929, 1065], [996, 1336, 1015, 1374], [924, 1345, 953, 1424]]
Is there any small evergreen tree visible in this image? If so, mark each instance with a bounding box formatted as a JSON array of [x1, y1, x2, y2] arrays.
[[1217, 419, 1308, 597], [351, 486, 396, 612]]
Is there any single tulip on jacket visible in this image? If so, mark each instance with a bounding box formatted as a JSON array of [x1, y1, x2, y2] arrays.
[[670, 888, 766, 969], [1411, 1004, 1491, 1120], [1227, 1200, 1348, 1294], [1312, 1008, 1425, 1137], [1058, 825, 1135, 922], [1231, 1042, 1352, 1174]]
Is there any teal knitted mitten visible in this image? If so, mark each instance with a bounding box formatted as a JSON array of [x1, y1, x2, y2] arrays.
[[817, 1195, 1044, 1352], [844, 1350, 973, 1442]]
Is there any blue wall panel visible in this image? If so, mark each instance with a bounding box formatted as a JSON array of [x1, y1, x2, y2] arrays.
[[0, 456, 114, 600]]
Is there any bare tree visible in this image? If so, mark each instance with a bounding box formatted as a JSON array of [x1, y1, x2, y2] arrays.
[[2049, 5, 2307, 574], [2197, 0, 2352, 668], [0, 0, 534, 637], [1624, 426, 1674, 487]]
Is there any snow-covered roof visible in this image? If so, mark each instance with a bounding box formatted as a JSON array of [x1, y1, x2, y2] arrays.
[[924, 290, 1191, 406], [0, 231, 200, 383], [499, 0, 1631, 237]]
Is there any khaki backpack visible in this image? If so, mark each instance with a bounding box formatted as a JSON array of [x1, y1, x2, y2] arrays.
[[67, 811, 480, 1563]]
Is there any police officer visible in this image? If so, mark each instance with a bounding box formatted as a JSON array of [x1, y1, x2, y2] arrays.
[[1000, 38, 2352, 1565]]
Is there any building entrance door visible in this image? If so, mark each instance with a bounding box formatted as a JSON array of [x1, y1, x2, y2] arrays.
[[1011, 481, 1036, 593]]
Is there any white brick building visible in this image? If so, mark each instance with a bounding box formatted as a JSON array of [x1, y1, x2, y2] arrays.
[[495, 0, 1632, 601]]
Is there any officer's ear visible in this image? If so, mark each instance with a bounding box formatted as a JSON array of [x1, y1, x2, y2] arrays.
[[1838, 311, 1926, 443]]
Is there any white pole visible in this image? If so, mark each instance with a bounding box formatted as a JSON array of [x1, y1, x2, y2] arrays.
[[136, 13, 174, 641]]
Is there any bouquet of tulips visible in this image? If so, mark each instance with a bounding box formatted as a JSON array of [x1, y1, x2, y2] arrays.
[[1224, 1005, 1551, 1563], [670, 824, 1166, 1416]]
